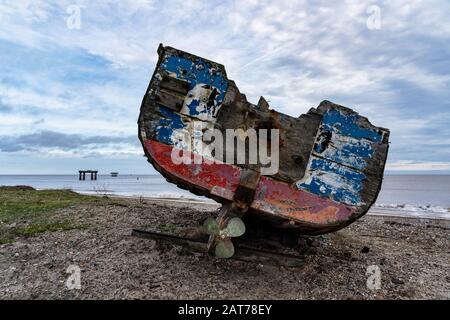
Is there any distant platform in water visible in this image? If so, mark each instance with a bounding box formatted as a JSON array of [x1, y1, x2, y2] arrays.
[[110, 172, 119, 177], [79, 170, 98, 181]]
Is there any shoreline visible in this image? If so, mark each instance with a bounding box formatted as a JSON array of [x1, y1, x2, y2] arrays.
[[85, 192, 450, 221], [2, 183, 449, 220], [1, 174, 450, 221]]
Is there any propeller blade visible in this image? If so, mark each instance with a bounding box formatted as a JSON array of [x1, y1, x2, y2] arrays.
[[203, 217, 220, 235], [222, 217, 246, 238], [214, 239, 235, 258]]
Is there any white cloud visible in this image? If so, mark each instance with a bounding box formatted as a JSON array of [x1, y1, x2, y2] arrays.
[[387, 160, 450, 171], [0, 0, 449, 172]]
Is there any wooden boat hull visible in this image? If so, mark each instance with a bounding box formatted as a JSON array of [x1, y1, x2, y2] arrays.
[[138, 45, 390, 235]]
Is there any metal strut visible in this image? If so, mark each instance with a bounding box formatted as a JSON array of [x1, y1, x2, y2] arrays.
[[203, 169, 261, 258], [131, 229, 305, 267]]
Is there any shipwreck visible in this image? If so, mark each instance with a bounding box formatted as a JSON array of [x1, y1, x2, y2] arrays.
[[136, 44, 390, 261]]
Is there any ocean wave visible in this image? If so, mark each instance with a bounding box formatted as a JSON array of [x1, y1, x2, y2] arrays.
[[372, 203, 450, 220], [374, 203, 449, 213]]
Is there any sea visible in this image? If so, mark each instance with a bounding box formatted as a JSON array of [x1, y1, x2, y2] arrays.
[[1, 174, 449, 220]]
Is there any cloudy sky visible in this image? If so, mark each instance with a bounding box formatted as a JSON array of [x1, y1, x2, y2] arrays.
[[0, 0, 449, 174]]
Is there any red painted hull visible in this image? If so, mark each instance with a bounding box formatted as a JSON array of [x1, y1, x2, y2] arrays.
[[144, 139, 355, 232]]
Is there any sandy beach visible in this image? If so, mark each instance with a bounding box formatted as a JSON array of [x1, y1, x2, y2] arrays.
[[0, 188, 449, 299]]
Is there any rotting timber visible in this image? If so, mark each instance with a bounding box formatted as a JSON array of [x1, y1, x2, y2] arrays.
[[136, 44, 390, 260]]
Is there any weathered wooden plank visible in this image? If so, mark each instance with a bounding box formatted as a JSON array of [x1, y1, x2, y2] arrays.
[[154, 90, 185, 112]]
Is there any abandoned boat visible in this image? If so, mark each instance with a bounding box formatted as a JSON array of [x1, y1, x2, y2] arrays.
[[138, 44, 390, 258]]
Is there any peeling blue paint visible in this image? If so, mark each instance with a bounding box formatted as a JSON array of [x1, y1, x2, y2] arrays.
[[296, 109, 380, 205], [162, 56, 228, 94], [309, 157, 365, 185], [322, 109, 382, 142], [186, 99, 200, 116], [301, 177, 360, 206], [156, 105, 185, 145], [297, 157, 365, 206], [311, 109, 381, 171], [154, 54, 229, 144], [317, 148, 367, 170], [160, 55, 228, 119], [314, 135, 372, 157], [313, 131, 374, 170]]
